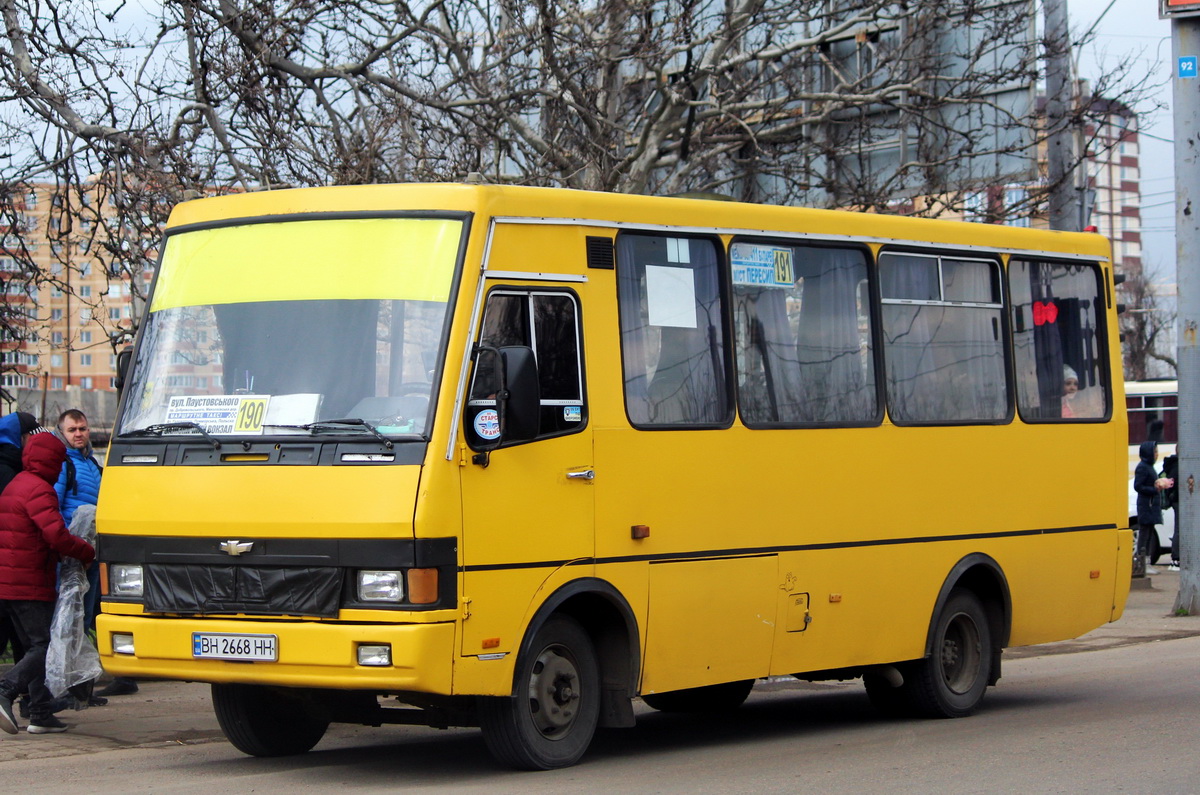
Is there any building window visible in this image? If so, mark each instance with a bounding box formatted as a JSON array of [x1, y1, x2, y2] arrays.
[[80, 354, 92, 366], [109, 308, 120, 320], [51, 332, 63, 346], [51, 377, 63, 389], [80, 285, 92, 298], [51, 354, 62, 367], [80, 376, 93, 388], [80, 331, 92, 343], [51, 309, 63, 321]]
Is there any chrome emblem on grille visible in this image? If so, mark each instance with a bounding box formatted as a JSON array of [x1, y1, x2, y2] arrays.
[[218, 540, 254, 556]]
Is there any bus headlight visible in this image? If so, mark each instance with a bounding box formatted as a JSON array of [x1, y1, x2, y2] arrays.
[[357, 570, 404, 602], [109, 564, 144, 597]]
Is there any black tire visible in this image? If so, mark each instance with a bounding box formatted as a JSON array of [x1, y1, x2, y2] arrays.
[[478, 615, 600, 770], [907, 588, 992, 718], [211, 683, 330, 757], [641, 679, 754, 713]]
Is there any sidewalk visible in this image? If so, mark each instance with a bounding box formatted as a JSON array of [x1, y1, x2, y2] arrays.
[[2, 571, 1199, 762]]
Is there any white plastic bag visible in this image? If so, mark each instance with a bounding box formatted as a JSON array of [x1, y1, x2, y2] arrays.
[[45, 504, 103, 699]]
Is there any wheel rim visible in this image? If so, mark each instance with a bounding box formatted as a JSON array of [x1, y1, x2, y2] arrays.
[[939, 611, 982, 695], [527, 643, 582, 740]]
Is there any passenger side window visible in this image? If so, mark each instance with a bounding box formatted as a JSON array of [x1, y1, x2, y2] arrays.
[[465, 290, 586, 447], [616, 234, 731, 427], [880, 252, 1008, 423], [1009, 259, 1108, 421], [732, 241, 877, 425]]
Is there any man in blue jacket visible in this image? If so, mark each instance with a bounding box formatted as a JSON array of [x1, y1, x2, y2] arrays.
[[54, 409, 137, 698]]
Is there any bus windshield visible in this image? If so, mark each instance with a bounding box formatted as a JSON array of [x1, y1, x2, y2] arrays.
[[118, 216, 463, 438]]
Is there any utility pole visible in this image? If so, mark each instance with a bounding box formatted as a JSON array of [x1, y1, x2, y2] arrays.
[[1045, 0, 1079, 231], [1166, 1, 1200, 613]]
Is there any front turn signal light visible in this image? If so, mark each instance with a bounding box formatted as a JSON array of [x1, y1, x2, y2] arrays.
[[406, 568, 438, 604]]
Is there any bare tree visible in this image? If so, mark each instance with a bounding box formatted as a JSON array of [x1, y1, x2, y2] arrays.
[[0, 0, 1155, 398], [1120, 267, 1177, 381]]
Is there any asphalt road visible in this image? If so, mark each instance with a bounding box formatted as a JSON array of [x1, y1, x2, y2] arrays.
[[6, 635, 1200, 793]]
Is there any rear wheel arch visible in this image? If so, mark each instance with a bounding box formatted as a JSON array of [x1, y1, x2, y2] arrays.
[[927, 554, 1010, 682]]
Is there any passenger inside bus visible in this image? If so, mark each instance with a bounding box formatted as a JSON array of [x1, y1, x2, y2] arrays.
[[1062, 365, 1079, 417]]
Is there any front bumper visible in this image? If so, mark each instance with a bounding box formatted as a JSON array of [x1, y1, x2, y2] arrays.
[[96, 613, 456, 694]]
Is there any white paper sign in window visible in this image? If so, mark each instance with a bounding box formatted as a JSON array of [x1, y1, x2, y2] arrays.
[[646, 265, 697, 328]]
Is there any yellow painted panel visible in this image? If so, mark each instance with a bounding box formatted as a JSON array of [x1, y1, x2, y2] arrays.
[[152, 217, 461, 310], [96, 614, 455, 694], [641, 556, 776, 694], [97, 464, 421, 538]]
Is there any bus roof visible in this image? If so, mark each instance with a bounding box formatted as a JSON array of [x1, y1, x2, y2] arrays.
[[164, 182, 1113, 261]]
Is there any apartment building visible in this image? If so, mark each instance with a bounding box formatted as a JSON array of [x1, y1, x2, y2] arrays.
[[0, 180, 152, 422]]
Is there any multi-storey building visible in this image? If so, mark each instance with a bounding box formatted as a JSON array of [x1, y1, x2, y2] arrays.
[[1082, 97, 1142, 278], [0, 181, 152, 426]]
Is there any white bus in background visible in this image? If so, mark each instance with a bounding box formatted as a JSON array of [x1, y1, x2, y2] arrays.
[[1126, 380, 1177, 563]]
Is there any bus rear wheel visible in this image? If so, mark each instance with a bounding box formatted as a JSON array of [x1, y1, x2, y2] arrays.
[[909, 589, 992, 717], [641, 680, 754, 713], [211, 683, 330, 757], [478, 615, 600, 770], [865, 589, 992, 719]]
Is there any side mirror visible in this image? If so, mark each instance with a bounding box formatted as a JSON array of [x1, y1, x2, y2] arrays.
[[498, 346, 540, 443], [465, 345, 540, 462], [114, 346, 133, 392]]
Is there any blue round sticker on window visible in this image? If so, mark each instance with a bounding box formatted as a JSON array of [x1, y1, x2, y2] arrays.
[[474, 409, 501, 440]]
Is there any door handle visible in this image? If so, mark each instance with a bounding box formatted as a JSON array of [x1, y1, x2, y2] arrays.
[[566, 469, 595, 481]]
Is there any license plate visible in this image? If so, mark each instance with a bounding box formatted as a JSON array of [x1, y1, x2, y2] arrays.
[[192, 632, 278, 662]]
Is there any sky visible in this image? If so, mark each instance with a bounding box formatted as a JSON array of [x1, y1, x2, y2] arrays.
[[1079, 0, 1176, 281]]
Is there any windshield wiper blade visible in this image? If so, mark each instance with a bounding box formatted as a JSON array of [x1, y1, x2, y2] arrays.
[[121, 421, 222, 449], [263, 418, 393, 449]]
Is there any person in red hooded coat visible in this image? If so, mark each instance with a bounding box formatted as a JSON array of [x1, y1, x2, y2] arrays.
[[0, 432, 94, 735]]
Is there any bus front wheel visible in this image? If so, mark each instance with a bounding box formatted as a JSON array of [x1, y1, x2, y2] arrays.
[[478, 615, 600, 770], [211, 683, 330, 757]]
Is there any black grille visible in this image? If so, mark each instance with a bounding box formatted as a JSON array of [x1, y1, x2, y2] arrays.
[[144, 564, 344, 617]]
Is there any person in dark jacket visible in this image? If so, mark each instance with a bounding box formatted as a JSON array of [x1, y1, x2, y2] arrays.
[[0, 412, 40, 495], [0, 433, 95, 735], [1134, 440, 1172, 566], [0, 412, 43, 674]]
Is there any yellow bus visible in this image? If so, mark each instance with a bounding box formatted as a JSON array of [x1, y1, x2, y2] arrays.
[[96, 184, 1130, 769]]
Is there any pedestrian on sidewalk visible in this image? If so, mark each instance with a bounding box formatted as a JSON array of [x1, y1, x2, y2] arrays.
[[1134, 440, 1173, 575], [0, 413, 50, 713], [54, 408, 136, 699], [0, 433, 95, 735]]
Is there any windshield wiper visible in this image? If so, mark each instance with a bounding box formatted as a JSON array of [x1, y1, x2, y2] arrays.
[[121, 421, 222, 449], [262, 418, 393, 449]]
